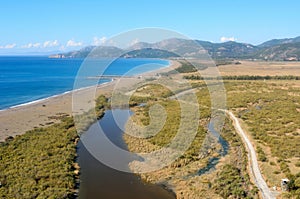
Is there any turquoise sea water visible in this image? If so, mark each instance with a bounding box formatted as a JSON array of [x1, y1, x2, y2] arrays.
[[0, 57, 169, 110]]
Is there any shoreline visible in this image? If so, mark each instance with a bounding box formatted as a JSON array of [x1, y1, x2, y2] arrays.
[[0, 59, 173, 112], [0, 81, 111, 112], [0, 60, 177, 142]]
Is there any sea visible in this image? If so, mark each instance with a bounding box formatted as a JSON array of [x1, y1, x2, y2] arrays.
[[0, 56, 169, 110]]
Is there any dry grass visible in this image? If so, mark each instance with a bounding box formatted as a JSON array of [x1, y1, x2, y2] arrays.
[[215, 61, 300, 76]]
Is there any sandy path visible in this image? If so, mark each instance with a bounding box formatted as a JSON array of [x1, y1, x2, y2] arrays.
[[224, 110, 275, 199], [168, 84, 275, 198]]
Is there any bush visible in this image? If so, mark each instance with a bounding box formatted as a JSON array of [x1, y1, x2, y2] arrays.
[[0, 95, 108, 198], [213, 164, 257, 198]]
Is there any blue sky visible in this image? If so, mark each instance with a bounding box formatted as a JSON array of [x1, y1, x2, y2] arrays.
[[1, 0, 299, 54]]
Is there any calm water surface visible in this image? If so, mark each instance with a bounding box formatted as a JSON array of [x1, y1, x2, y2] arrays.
[[0, 57, 169, 110], [77, 110, 175, 199]]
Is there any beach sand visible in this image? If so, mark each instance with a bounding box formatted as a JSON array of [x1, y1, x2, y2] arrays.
[[0, 82, 115, 141], [0, 60, 178, 142]]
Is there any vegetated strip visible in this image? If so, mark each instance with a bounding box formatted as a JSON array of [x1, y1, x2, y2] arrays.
[[0, 95, 108, 198]]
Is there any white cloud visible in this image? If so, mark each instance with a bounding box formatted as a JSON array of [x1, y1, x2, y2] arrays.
[[220, 36, 237, 42], [0, 43, 17, 49], [43, 40, 59, 48], [66, 39, 83, 47], [21, 42, 41, 48], [93, 36, 107, 45], [33, 43, 41, 48], [21, 40, 59, 49]]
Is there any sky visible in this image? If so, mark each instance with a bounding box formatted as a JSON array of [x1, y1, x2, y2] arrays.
[[0, 0, 300, 54]]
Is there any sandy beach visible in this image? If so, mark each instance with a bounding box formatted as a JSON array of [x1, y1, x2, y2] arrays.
[[0, 60, 178, 142], [0, 82, 114, 141]]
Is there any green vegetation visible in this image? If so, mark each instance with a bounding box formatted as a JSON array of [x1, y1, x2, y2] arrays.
[[179, 79, 300, 197], [73, 95, 108, 133], [222, 80, 300, 197], [215, 60, 241, 66], [212, 117, 258, 198], [0, 119, 78, 198], [174, 61, 198, 73], [0, 95, 107, 198], [128, 84, 210, 166], [257, 146, 268, 162], [225, 81, 300, 160], [162, 61, 200, 76], [213, 164, 257, 198], [131, 84, 173, 103], [125, 82, 257, 197], [128, 79, 300, 197], [122, 48, 179, 58], [286, 173, 300, 197]]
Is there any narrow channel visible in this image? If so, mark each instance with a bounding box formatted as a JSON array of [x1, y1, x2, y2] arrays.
[[77, 109, 175, 199], [197, 121, 229, 175]]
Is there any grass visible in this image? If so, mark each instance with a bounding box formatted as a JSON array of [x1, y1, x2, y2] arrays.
[[213, 117, 258, 198], [161, 60, 200, 76], [224, 80, 300, 197], [216, 61, 300, 76], [213, 164, 256, 198], [0, 118, 78, 198], [125, 78, 300, 197], [124, 83, 257, 198], [225, 81, 300, 160]]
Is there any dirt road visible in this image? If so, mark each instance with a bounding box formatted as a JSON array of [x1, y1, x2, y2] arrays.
[[224, 110, 275, 199]]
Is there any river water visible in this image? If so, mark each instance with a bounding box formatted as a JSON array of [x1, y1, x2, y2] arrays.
[[77, 110, 175, 199]]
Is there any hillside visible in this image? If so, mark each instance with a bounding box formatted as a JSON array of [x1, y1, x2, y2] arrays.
[[256, 42, 300, 61], [50, 36, 300, 61], [258, 36, 300, 48]]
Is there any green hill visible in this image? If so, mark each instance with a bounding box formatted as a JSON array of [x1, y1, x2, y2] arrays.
[[50, 36, 300, 61]]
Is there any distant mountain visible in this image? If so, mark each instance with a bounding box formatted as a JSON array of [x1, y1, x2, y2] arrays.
[[51, 46, 124, 58], [123, 48, 179, 58], [50, 36, 300, 61], [196, 40, 257, 59], [129, 42, 153, 50], [258, 36, 300, 48], [255, 42, 300, 61]]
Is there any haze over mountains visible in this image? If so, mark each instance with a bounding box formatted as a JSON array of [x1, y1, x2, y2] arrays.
[[50, 36, 300, 61]]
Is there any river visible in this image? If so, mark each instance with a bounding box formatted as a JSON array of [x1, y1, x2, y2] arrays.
[[77, 109, 175, 199], [197, 121, 229, 175]]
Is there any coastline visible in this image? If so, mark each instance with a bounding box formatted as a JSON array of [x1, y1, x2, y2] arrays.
[[0, 81, 109, 111], [0, 81, 116, 142], [0, 59, 177, 142]]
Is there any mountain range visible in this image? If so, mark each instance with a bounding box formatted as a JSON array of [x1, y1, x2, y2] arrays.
[[50, 36, 300, 61]]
